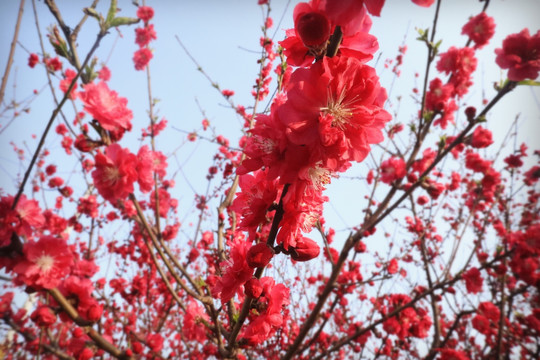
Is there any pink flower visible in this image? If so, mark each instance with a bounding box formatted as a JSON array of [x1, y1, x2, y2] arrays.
[[136, 6, 154, 23], [246, 242, 275, 268], [98, 66, 111, 81], [212, 237, 254, 303], [30, 305, 57, 327], [183, 301, 209, 342], [438, 349, 470, 360], [0, 195, 45, 247], [495, 28, 540, 81], [461, 12, 496, 49], [59, 69, 78, 99], [281, 56, 391, 171], [437, 47, 477, 97], [387, 258, 399, 274], [135, 24, 157, 47], [469, 126, 493, 148], [79, 81, 133, 134], [231, 169, 279, 239], [28, 53, 39, 68], [146, 333, 163, 352], [133, 48, 153, 71], [323, 0, 384, 35], [380, 157, 406, 184], [411, 0, 434, 7], [221, 89, 235, 97], [92, 144, 138, 203], [45, 57, 62, 72], [136, 145, 155, 193], [462, 267, 483, 294], [241, 277, 290, 344], [465, 151, 491, 173], [13, 236, 73, 289]]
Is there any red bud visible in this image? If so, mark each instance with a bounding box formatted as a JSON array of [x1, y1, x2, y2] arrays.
[[246, 242, 274, 268], [291, 237, 320, 262]]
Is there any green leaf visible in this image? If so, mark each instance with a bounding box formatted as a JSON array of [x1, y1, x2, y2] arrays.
[[517, 79, 540, 86], [106, 0, 118, 24], [108, 16, 139, 28]]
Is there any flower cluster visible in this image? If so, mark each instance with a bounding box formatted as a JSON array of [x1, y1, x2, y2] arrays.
[[133, 6, 156, 71], [216, 0, 391, 345]]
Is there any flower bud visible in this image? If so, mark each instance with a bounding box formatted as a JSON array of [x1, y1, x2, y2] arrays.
[[290, 237, 320, 262], [74, 134, 102, 153], [86, 303, 103, 322], [465, 106, 476, 121], [295, 11, 331, 49], [246, 242, 274, 268]]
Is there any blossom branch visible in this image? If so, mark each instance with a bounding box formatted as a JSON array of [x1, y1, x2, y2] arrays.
[[48, 288, 133, 360]]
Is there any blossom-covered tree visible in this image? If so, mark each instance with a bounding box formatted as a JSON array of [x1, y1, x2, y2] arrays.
[[1, 0, 539, 359]]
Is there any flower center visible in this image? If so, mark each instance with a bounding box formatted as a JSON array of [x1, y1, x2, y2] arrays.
[[255, 136, 276, 155], [308, 165, 331, 190], [36, 255, 55, 273], [104, 166, 120, 184], [321, 88, 356, 130]]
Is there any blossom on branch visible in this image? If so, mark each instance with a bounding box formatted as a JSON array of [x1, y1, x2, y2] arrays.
[[92, 144, 138, 203], [495, 28, 540, 81], [79, 81, 133, 135], [13, 236, 73, 289]]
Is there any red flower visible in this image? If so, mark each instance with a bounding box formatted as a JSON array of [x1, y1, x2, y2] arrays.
[[133, 48, 153, 71], [98, 66, 111, 81], [495, 28, 540, 81], [231, 169, 279, 239], [28, 53, 39, 68], [241, 277, 290, 344], [246, 242, 275, 268], [183, 301, 209, 343], [136, 145, 155, 193], [245, 278, 263, 298], [380, 157, 406, 184], [79, 81, 133, 134], [92, 144, 138, 203], [461, 12, 496, 49], [469, 126, 493, 148], [136, 6, 154, 23], [146, 333, 163, 353], [387, 258, 399, 274], [290, 236, 320, 262], [437, 47, 477, 98], [30, 305, 57, 327], [0, 195, 45, 247], [212, 237, 254, 303], [13, 236, 73, 289], [411, 0, 434, 7], [437, 349, 470, 360], [59, 68, 78, 99], [45, 57, 62, 72], [462, 267, 483, 294], [135, 24, 157, 47], [281, 56, 391, 171], [465, 151, 491, 173], [323, 0, 384, 35]]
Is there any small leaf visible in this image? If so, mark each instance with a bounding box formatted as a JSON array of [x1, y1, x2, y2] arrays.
[[106, 0, 118, 24], [517, 79, 540, 86], [108, 16, 139, 28]]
